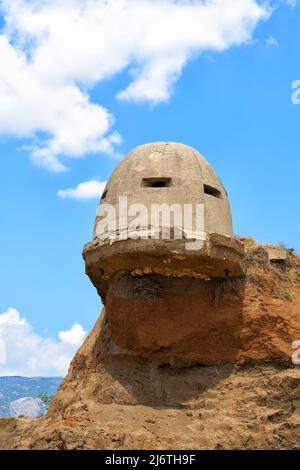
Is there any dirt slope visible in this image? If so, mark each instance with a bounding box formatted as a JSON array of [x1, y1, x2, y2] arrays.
[[1, 241, 300, 450]]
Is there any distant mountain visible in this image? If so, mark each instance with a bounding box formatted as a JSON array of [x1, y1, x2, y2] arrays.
[[0, 376, 62, 417]]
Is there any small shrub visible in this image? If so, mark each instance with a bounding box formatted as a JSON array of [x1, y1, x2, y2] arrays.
[[246, 265, 265, 285], [38, 392, 53, 407], [279, 242, 296, 256], [276, 288, 293, 302]]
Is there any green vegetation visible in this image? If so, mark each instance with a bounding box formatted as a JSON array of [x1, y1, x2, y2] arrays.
[[277, 288, 293, 303], [279, 242, 296, 256], [38, 392, 53, 407]]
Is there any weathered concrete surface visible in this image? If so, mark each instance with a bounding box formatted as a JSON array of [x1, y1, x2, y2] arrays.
[[94, 142, 233, 240], [87, 142, 244, 296], [267, 247, 287, 263]]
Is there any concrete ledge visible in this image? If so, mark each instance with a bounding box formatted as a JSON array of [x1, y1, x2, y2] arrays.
[[83, 233, 245, 300]]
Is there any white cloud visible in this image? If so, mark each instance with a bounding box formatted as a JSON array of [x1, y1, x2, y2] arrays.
[[0, 307, 86, 376], [0, 0, 272, 170], [266, 35, 279, 47], [57, 179, 106, 200], [58, 323, 86, 347]]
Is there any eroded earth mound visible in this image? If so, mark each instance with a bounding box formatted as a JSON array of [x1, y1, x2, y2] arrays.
[[1, 240, 300, 450]]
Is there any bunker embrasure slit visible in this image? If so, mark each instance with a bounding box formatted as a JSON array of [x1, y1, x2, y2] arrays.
[[142, 177, 172, 188], [204, 184, 222, 199], [101, 189, 108, 200]]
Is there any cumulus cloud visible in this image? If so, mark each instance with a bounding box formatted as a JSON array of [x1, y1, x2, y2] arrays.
[[57, 180, 106, 200], [58, 323, 86, 347], [0, 307, 86, 376], [0, 0, 273, 170]]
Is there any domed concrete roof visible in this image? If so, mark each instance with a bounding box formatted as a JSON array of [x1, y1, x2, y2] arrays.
[[94, 142, 233, 238]]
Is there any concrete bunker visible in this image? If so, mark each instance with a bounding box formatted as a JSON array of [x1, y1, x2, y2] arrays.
[[83, 142, 245, 304]]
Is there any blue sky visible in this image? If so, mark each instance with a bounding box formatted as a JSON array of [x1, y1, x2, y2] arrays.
[[0, 0, 299, 376]]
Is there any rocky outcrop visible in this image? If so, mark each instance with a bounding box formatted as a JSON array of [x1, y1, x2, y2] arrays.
[[10, 397, 46, 419], [1, 241, 300, 449]]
